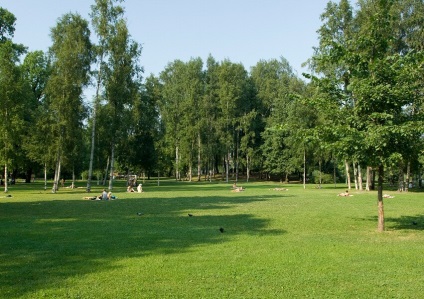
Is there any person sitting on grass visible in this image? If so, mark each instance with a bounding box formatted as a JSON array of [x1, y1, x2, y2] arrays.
[[99, 189, 108, 200], [107, 191, 116, 200], [137, 183, 144, 193], [127, 185, 135, 192]]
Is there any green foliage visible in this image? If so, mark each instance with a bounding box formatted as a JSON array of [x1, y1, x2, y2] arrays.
[[311, 170, 334, 184]]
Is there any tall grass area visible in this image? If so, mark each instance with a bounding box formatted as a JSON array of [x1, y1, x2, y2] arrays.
[[1, 179, 424, 298]]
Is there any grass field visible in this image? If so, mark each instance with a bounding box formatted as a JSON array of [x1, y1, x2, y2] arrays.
[[1, 179, 424, 298]]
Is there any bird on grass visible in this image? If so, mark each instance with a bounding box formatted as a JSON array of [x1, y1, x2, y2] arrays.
[[188, 213, 193, 217], [137, 212, 143, 216], [219, 227, 225, 233], [412, 221, 418, 225]]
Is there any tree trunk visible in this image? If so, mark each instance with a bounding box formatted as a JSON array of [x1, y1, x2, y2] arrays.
[[52, 155, 61, 193], [87, 56, 103, 192], [358, 164, 363, 191], [86, 106, 96, 192], [197, 132, 201, 181], [333, 158, 337, 188], [235, 130, 239, 183], [102, 156, 109, 186], [398, 166, 404, 192], [4, 163, 8, 193], [303, 148, 306, 189], [377, 165, 385, 232], [353, 162, 358, 190], [108, 144, 115, 191], [319, 159, 322, 188], [175, 145, 179, 181], [72, 167, 76, 188], [44, 163, 47, 191], [226, 151, 229, 183], [345, 160, 351, 190], [246, 154, 250, 182], [25, 168, 32, 183], [188, 163, 192, 182], [406, 162, 411, 192], [366, 166, 371, 191], [86, 100, 97, 191]]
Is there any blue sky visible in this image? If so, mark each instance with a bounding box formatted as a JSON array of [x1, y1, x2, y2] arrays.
[[3, 0, 332, 77]]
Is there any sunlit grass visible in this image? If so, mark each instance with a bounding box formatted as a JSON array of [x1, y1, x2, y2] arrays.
[[1, 179, 424, 298]]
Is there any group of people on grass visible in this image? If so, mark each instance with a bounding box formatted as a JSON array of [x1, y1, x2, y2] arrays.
[[97, 189, 115, 200], [88, 182, 144, 200], [127, 183, 144, 193]]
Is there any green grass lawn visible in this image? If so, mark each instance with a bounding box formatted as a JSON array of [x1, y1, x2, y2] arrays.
[[1, 179, 424, 298]]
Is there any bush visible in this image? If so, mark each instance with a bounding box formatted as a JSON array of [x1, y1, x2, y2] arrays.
[[312, 170, 334, 184]]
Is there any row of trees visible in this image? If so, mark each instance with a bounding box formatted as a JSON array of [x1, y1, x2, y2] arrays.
[[1, 0, 423, 230]]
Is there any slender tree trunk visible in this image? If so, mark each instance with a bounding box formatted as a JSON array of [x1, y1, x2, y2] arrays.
[[333, 158, 337, 188], [246, 154, 250, 182], [345, 160, 351, 190], [108, 144, 115, 191], [398, 166, 404, 192], [72, 167, 76, 188], [366, 166, 371, 191], [4, 163, 8, 193], [87, 56, 103, 192], [175, 145, 179, 181], [358, 164, 363, 191], [236, 131, 239, 183], [406, 162, 411, 192], [197, 132, 201, 182], [86, 104, 97, 191], [377, 165, 385, 232], [226, 151, 229, 183], [102, 156, 109, 186], [44, 163, 47, 191], [52, 154, 61, 193], [303, 147, 306, 189], [353, 162, 358, 190], [319, 159, 322, 188], [57, 159, 62, 191]]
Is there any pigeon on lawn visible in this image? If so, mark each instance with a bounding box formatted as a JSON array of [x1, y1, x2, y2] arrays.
[[137, 212, 143, 216], [219, 227, 225, 233], [188, 213, 193, 217]]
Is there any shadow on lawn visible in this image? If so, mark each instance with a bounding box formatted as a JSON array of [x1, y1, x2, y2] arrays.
[[385, 214, 424, 230], [0, 193, 286, 298], [361, 215, 424, 231]]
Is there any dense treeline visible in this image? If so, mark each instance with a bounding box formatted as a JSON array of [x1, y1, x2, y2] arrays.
[[1, 0, 424, 229]]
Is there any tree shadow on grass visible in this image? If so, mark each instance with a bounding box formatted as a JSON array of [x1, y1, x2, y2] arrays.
[[385, 214, 424, 230], [0, 193, 286, 298], [359, 215, 424, 231]]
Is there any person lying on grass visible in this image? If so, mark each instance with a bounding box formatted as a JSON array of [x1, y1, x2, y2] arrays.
[[337, 190, 352, 197], [232, 183, 245, 192]]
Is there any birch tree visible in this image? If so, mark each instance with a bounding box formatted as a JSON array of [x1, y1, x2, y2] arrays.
[[0, 8, 28, 192], [86, 0, 124, 192], [46, 13, 92, 193], [103, 18, 142, 191]]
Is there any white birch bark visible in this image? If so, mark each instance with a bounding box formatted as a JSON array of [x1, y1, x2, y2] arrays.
[[108, 144, 115, 191]]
